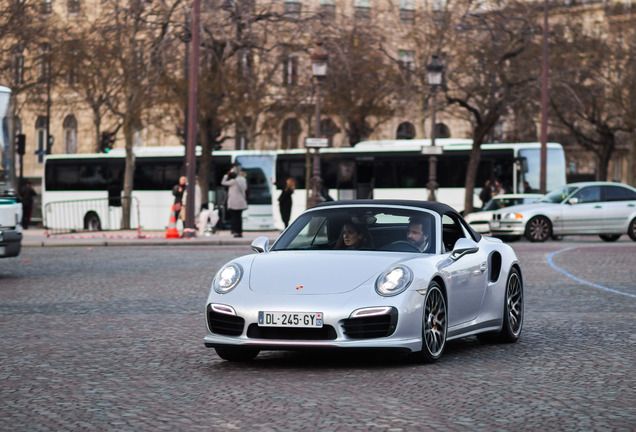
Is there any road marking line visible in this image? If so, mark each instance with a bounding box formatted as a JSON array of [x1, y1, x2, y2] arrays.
[[547, 247, 636, 299]]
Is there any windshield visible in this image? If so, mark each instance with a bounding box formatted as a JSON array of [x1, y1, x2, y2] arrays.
[[272, 206, 437, 253], [539, 186, 578, 204]]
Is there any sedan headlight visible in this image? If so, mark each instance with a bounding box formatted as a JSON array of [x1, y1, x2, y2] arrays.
[[213, 263, 243, 293], [503, 212, 524, 220], [375, 265, 413, 297]]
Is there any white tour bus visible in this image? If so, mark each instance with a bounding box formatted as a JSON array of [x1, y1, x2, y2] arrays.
[[43, 146, 276, 232], [272, 139, 567, 228]]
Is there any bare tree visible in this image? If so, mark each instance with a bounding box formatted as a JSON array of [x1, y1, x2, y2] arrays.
[[445, 3, 541, 213], [95, 0, 182, 228], [550, 19, 636, 181], [320, 27, 400, 146]]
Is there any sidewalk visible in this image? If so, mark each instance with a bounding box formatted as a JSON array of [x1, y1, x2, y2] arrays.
[[20, 228, 282, 248]]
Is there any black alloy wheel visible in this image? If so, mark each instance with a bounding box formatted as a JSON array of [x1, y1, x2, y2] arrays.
[[478, 267, 524, 344], [413, 283, 447, 363], [629, 218, 636, 241], [525, 216, 551, 242]]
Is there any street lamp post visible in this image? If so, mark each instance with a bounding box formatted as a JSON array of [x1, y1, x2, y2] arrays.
[[425, 54, 444, 202], [307, 42, 328, 208]]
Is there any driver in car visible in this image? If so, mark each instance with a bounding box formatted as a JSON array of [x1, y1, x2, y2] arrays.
[[407, 217, 430, 252]]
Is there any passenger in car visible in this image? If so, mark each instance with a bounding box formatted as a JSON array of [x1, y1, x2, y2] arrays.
[[336, 220, 373, 250]]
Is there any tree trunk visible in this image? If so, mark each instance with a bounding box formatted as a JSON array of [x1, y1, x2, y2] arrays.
[[464, 140, 482, 215], [120, 122, 135, 230], [199, 120, 211, 209]]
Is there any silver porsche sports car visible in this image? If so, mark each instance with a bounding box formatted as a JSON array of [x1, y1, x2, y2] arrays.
[[204, 200, 523, 363]]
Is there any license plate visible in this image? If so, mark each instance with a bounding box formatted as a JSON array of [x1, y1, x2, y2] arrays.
[[491, 221, 500, 228], [258, 311, 323, 328], [0, 246, 5, 256]]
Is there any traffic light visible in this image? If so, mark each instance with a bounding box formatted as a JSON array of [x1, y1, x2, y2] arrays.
[[15, 134, 26, 156], [101, 132, 115, 153]]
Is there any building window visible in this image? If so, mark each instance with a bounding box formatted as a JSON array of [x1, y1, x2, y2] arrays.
[[399, 0, 414, 23], [284, 0, 301, 18], [68, 0, 80, 15], [40, 0, 52, 15], [36, 116, 48, 163], [283, 52, 299, 86], [39, 43, 51, 83], [433, 0, 446, 12], [235, 117, 251, 150], [396, 122, 416, 139], [63, 115, 78, 153], [319, 0, 335, 20], [354, 0, 370, 21], [67, 40, 80, 85], [12, 46, 24, 85], [321, 118, 339, 147], [398, 50, 414, 77], [237, 49, 253, 78], [281, 118, 301, 149]]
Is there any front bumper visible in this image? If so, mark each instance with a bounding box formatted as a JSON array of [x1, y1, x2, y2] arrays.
[[0, 229, 22, 258], [489, 220, 525, 236], [203, 289, 426, 353]]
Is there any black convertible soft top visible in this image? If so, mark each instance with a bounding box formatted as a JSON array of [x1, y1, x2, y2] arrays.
[[314, 199, 482, 241]]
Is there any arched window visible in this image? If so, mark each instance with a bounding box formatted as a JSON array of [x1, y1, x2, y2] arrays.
[[435, 122, 450, 138], [35, 116, 48, 163], [63, 115, 78, 153], [396, 122, 416, 139], [281, 118, 301, 149], [321, 118, 339, 147]]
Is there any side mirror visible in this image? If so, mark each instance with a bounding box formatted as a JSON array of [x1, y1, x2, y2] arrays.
[[568, 197, 579, 205], [251, 236, 270, 253], [451, 238, 479, 260]]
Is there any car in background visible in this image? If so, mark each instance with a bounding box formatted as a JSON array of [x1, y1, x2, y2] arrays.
[[489, 181, 636, 242], [204, 200, 523, 363], [0, 185, 23, 258], [465, 193, 543, 235]]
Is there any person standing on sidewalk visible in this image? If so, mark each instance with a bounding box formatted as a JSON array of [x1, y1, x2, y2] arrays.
[[278, 177, 295, 228], [172, 176, 186, 222], [222, 167, 248, 238], [19, 180, 37, 229]]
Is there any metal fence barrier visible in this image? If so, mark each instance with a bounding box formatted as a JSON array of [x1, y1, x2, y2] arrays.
[[43, 197, 141, 235]]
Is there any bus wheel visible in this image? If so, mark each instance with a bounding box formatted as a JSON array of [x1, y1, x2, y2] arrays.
[[84, 212, 102, 231]]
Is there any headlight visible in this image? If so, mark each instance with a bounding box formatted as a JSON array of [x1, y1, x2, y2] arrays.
[[213, 263, 243, 293], [375, 265, 413, 297], [503, 212, 524, 220]]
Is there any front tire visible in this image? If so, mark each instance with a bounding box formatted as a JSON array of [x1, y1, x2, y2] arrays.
[[413, 283, 447, 363], [599, 234, 621, 242], [525, 216, 551, 242], [214, 346, 260, 362]]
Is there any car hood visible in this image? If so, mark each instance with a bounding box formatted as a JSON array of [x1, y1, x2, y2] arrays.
[[248, 251, 409, 295]]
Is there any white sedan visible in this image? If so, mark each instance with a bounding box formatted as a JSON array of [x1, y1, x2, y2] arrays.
[[465, 193, 543, 235], [204, 200, 524, 363], [489, 181, 636, 242]]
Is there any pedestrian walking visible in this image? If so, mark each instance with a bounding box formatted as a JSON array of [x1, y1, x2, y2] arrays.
[[222, 167, 248, 238], [278, 177, 295, 228], [172, 176, 186, 220], [19, 180, 37, 229]]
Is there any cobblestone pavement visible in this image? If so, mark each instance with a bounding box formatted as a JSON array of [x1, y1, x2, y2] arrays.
[[1, 238, 635, 431]]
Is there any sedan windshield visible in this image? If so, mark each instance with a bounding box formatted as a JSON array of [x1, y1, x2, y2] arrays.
[[272, 207, 436, 253], [539, 186, 578, 203]]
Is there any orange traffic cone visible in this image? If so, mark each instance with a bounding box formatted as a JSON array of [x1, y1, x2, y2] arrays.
[[165, 204, 180, 239]]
